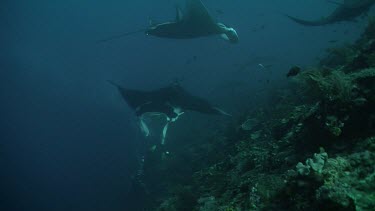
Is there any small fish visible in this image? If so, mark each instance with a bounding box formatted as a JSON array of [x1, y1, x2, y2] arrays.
[[329, 40, 338, 43], [258, 63, 266, 69], [185, 55, 198, 64], [258, 63, 273, 69], [251, 24, 266, 32], [286, 66, 301, 77]]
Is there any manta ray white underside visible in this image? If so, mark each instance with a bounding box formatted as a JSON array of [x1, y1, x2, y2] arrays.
[[139, 107, 185, 146]]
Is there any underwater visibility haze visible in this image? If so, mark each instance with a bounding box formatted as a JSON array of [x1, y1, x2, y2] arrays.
[[1, 0, 375, 210]]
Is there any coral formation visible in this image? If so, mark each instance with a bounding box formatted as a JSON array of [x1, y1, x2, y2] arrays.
[[284, 138, 375, 211], [139, 17, 375, 211]]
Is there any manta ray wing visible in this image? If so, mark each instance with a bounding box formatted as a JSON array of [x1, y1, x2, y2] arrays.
[[287, 0, 375, 26], [110, 82, 229, 145], [109, 81, 151, 110], [111, 82, 229, 117], [184, 0, 216, 27], [343, 0, 361, 8], [119, 89, 152, 111], [164, 84, 230, 115], [327, 0, 366, 8], [113, 83, 183, 118]]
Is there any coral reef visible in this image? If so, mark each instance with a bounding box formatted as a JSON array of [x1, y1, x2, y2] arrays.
[[138, 18, 375, 211], [284, 138, 375, 211]]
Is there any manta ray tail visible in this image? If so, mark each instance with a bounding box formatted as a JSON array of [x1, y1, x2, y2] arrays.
[[285, 14, 328, 26], [97, 29, 145, 43], [213, 107, 232, 117]]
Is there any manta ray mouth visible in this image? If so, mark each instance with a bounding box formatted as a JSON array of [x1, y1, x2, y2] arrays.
[[218, 23, 239, 43], [226, 28, 239, 43]]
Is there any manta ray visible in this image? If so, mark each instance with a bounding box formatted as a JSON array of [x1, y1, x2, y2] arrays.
[[145, 0, 239, 43], [109, 82, 231, 146], [286, 0, 375, 26], [98, 0, 238, 43]]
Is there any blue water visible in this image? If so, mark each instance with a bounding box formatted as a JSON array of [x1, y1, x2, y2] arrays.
[[0, 0, 371, 210]]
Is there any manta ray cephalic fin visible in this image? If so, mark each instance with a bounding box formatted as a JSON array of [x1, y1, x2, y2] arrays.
[[175, 6, 183, 21]]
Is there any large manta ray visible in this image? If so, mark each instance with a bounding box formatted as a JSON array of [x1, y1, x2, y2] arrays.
[[286, 0, 375, 26], [145, 0, 239, 43], [110, 82, 230, 145]]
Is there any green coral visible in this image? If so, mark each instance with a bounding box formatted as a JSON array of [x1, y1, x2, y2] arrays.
[[240, 118, 258, 131], [285, 138, 375, 211], [325, 116, 344, 137], [320, 45, 358, 68], [295, 148, 328, 176], [294, 69, 354, 103]]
